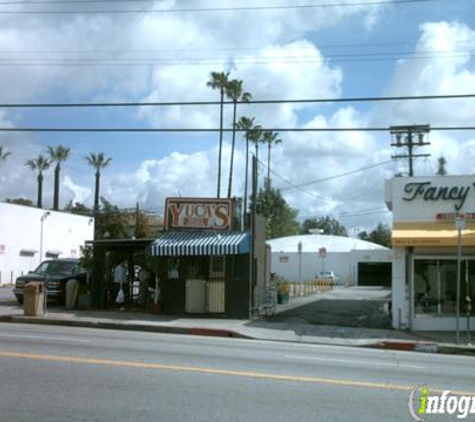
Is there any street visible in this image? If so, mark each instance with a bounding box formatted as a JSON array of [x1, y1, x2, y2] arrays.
[[0, 323, 474, 422]]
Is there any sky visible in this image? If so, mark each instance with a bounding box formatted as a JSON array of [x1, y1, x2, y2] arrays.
[[0, 0, 474, 235]]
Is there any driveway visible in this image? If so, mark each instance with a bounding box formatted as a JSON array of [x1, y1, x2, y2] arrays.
[[272, 287, 392, 329]]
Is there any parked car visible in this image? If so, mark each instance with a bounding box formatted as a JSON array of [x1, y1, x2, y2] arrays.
[[13, 258, 87, 305], [316, 271, 339, 285]]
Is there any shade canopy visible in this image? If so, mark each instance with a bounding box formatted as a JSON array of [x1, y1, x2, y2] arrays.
[[149, 231, 250, 256], [392, 222, 475, 247]]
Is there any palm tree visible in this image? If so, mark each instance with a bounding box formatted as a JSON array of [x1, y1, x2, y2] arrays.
[[85, 152, 112, 212], [225, 79, 252, 198], [0, 146, 12, 199], [25, 155, 51, 208], [207, 71, 230, 198], [47, 145, 71, 211], [262, 131, 282, 189], [235, 116, 261, 225]]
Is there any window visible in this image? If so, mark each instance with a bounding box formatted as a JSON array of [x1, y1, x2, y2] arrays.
[[414, 258, 475, 316], [209, 256, 225, 278]]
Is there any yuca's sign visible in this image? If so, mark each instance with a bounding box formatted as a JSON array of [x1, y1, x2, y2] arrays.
[[165, 198, 232, 231]]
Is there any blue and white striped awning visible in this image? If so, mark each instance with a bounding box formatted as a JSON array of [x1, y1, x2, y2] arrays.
[[149, 231, 250, 256]]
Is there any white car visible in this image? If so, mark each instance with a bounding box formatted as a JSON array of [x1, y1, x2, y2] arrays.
[[316, 271, 339, 285]]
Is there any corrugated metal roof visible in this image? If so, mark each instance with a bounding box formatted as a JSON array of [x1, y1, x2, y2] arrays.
[[150, 231, 250, 256], [267, 234, 389, 253]]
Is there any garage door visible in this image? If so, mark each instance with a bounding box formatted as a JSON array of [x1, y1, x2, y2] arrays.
[[358, 262, 391, 287]]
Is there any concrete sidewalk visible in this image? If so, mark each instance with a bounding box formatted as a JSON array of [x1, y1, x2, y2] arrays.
[[0, 299, 474, 356]]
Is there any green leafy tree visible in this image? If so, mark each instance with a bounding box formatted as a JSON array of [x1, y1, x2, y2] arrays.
[[64, 200, 93, 216], [225, 79, 251, 198], [6, 198, 34, 207], [358, 222, 391, 248], [301, 216, 348, 237], [95, 198, 128, 239], [255, 185, 300, 239], [207, 71, 230, 197], [85, 152, 112, 212], [235, 116, 261, 220], [135, 211, 153, 239], [262, 131, 281, 189], [0, 146, 11, 199], [25, 155, 50, 208], [47, 145, 71, 211]]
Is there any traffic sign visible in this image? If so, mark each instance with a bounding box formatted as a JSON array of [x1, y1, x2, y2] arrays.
[[318, 247, 327, 258]]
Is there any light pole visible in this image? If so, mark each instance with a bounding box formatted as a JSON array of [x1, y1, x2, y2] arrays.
[[39, 211, 50, 264], [39, 211, 50, 316], [297, 242, 302, 285], [455, 212, 465, 344]]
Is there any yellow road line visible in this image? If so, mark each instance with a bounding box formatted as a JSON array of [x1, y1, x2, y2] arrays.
[[0, 351, 473, 396]]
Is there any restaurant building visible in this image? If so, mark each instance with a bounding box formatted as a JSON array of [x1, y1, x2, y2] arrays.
[[147, 197, 269, 318], [386, 176, 475, 331]]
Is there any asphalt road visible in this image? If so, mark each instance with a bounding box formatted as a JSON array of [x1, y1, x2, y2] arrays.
[[274, 287, 392, 328], [0, 323, 474, 422]]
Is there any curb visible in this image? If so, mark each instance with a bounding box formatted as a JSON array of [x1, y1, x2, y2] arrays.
[[0, 315, 253, 339], [1, 315, 474, 355], [375, 340, 439, 353]]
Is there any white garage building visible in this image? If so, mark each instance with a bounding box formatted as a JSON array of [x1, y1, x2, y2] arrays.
[[267, 234, 392, 287], [0, 203, 94, 285]]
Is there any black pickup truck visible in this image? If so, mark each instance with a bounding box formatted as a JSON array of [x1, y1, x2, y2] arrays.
[[13, 258, 87, 305]]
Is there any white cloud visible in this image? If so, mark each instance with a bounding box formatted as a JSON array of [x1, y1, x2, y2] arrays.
[[63, 176, 92, 205], [377, 21, 475, 126]]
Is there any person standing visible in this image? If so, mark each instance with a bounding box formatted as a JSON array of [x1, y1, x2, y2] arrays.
[[114, 261, 127, 310]]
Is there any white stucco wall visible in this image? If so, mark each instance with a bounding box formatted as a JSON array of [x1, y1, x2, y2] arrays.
[[0, 203, 94, 285], [267, 235, 391, 285]]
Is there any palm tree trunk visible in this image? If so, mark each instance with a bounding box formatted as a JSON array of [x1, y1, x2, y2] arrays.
[[37, 173, 43, 208], [267, 142, 271, 189], [217, 89, 224, 198], [53, 164, 60, 211], [227, 100, 238, 198], [94, 170, 100, 212], [243, 134, 249, 229]]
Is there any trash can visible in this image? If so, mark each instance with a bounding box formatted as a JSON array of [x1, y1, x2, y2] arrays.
[[23, 282, 45, 316]]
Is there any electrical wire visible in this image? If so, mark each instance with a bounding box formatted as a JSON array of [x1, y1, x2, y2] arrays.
[[0, 126, 473, 132], [0, 0, 439, 14], [1, 93, 473, 107], [279, 159, 392, 190]]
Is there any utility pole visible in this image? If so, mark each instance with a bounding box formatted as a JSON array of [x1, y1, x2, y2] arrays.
[[390, 125, 431, 176], [135, 202, 139, 239]]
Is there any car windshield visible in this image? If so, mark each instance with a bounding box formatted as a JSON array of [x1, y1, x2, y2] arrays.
[[34, 261, 77, 275]]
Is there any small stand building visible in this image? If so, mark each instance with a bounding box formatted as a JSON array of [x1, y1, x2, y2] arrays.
[[147, 197, 269, 319]]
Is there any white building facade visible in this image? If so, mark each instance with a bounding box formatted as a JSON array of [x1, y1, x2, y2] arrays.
[[0, 203, 94, 285], [267, 234, 391, 286], [386, 176, 475, 331]]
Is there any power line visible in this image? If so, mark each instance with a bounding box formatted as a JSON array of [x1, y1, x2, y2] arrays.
[[0, 126, 474, 132], [0, 0, 438, 14], [0, 93, 474, 108], [279, 159, 393, 190], [2, 39, 472, 54], [0, 51, 472, 67]]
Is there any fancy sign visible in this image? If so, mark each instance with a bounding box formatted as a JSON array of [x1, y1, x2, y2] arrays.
[[165, 198, 233, 231], [403, 182, 474, 211]]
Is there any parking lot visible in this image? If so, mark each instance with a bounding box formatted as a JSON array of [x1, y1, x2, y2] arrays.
[[273, 287, 392, 329]]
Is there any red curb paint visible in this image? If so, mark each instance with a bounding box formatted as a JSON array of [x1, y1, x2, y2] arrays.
[[189, 328, 238, 338], [377, 341, 416, 351]]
